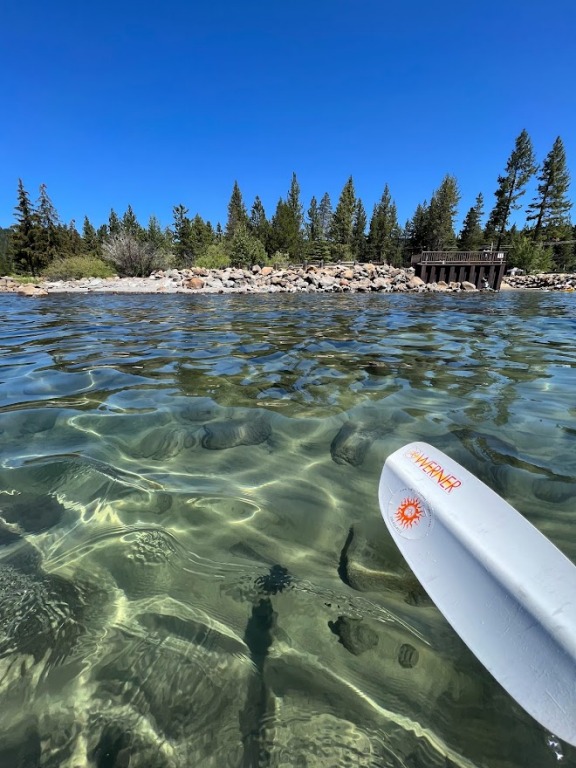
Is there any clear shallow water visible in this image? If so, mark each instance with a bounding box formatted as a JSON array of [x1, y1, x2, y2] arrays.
[[0, 291, 575, 768]]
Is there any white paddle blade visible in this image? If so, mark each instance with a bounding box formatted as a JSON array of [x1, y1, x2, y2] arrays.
[[379, 442, 576, 747]]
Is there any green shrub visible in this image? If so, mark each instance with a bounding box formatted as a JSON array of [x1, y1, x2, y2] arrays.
[[102, 234, 171, 277], [195, 244, 231, 270], [228, 226, 267, 269], [42, 256, 116, 281], [269, 251, 291, 269], [508, 236, 553, 274]]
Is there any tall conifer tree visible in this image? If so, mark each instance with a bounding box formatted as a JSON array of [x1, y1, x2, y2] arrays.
[[82, 215, 100, 255], [306, 196, 331, 261], [122, 205, 143, 238], [269, 199, 303, 260], [249, 196, 270, 249], [146, 215, 171, 251], [36, 183, 60, 263], [318, 193, 333, 241], [526, 136, 572, 240], [458, 193, 485, 251], [108, 209, 122, 236], [172, 204, 193, 265], [306, 196, 322, 242], [329, 176, 356, 248], [367, 184, 401, 263], [268, 175, 304, 260], [65, 220, 83, 256], [226, 181, 249, 238], [351, 199, 367, 261], [12, 179, 39, 275], [0, 228, 13, 273], [406, 202, 429, 254], [426, 175, 460, 250], [189, 214, 214, 260], [485, 129, 537, 249]]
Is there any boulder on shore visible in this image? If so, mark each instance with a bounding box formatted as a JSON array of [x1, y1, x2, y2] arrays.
[[5, 265, 574, 295], [17, 284, 49, 297]]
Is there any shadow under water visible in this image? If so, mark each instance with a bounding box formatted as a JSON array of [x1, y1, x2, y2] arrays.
[[0, 291, 575, 767]]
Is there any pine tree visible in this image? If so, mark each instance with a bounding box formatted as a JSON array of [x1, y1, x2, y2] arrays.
[[96, 225, 108, 246], [285, 173, 304, 259], [0, 228, 13, 273], [56, 220, 83, 258], [82, 215, 100, 255], [286, 173, 303, 227], [269, 198, 302, 260], [11, 179, 39, 275], [189, 214, 214, 260], [226, 181, 249, 238], [228, 224, 267, 268], [329, 177, 356, 250], [351, 199, 367, 261], [172, 204, 194, 266], [35, 183, 60, 263], [67, 220, 83, 256], [122, 205, 143, 238], [318, 193, 333, 240], [305, 196, 331, 261], [406, 202, 429, 254], [108, 209, 122, 237], [485, 129, 537, 249], [268, 176, 305, 261], [458, 193, 485, 251], [367, 184, 402, 263], [249, 196, 270, 249], [526, 136, 572, 241], [426, 175, 460, 250], [146, 215, 171, 252]]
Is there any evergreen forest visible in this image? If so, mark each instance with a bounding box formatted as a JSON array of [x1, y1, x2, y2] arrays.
[[1, 130, 574, 279]]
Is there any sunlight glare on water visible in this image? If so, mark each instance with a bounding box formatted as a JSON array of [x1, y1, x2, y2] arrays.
[[0, 291, 575, 767]]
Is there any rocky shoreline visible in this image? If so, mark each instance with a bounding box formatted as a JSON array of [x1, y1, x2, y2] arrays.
[[1, 263, 575, 297]]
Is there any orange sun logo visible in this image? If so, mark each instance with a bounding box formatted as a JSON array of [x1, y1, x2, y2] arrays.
[[395, 497, 424, 529]]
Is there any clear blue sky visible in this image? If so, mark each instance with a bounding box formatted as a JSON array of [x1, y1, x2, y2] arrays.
[[1, 0, 574, 232]]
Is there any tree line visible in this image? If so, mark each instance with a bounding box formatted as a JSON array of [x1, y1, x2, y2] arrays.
[[1, 130, 573, 278]]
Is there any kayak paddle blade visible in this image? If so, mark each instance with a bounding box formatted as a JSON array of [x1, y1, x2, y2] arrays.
[[379, 442, 576, 747]]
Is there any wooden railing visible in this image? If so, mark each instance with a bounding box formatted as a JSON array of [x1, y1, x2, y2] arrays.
[[412, 251, 506, 265]]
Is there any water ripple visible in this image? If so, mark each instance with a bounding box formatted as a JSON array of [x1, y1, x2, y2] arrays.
[[0, 291, 575, 766]]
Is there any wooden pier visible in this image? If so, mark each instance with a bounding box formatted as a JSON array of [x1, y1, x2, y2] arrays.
[[411, 251, 507, 290]]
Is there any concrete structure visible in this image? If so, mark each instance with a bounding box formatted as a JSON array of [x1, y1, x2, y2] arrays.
[[411, 251, 507, 290]]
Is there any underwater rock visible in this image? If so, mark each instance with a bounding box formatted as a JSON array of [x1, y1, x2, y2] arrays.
[[338, 524, 394, 592], [338, 524, 431, 604], [0, 719, 41, 768], [397, 642, 419, 668], [103, 528, 179, 599], [136, 426, 196, 460], [0, 520, 21, 548], [0, 492, 65, 534], [87, 713, 176, 768], [92, 622, 250, 755], [532, 478, 575, 505], [328, 615, 379, 655], [201, 416, 271, 450], [330, 421, 378, 466], [90, 723, 134, 768], [0, 561, 107, 665], [136, 609, 246, 657], [128, 529, 178, 565]]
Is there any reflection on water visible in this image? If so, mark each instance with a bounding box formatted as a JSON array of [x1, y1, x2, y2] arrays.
[[0, 291, 575, 767]]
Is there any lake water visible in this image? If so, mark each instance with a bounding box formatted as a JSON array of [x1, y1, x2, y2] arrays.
[[1, 290, 575, 768]]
